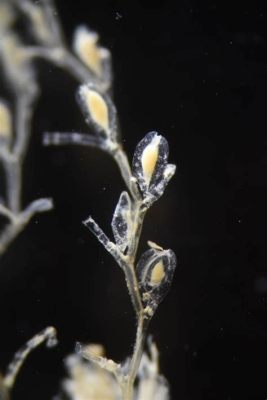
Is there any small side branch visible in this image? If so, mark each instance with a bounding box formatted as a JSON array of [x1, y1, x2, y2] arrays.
[[13, 89, 38, 160], [3, 326, 57, 390], [83, 216, 124, 265], [0, 204, 16, 222], [75, 342, 121, 382], [43, 131, 107, 151], [83, 216, 143, 316], [112, 147, 141, 201], [24, 47, 109, 91], [0, 198, 53, 256], [43, 131, 140, 201], [0, 222, 25, 257]]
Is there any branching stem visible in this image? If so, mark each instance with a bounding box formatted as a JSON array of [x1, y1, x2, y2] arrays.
[[122, 315, 147, 400], [24, 46, 110, 92]]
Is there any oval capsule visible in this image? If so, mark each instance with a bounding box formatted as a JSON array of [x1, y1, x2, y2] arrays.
[[136, 247, 176, 315]]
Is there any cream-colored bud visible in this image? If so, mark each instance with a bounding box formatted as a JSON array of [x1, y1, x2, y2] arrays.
[[83, 343, 105, 358], [80, 86, 109, 132], [147, 241, 163, 251], [150, 260, 165, 286], [144, 305, 154, 317], [73, 26, 103, 77], [141, 135, 161, 186], [106, 359, 117, 373], [0, 101, 12, 137]]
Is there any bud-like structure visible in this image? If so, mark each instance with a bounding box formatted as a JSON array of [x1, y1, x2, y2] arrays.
[[112, 191, 133, 253], [81, 86, 108, 131], [141, 134, 161, 186], [137, 247, 176, 317], [81, 343, 105, 358], [61, 354, 120, 400], [73, 26, 110, 78], [132, 131, 176, 205], [77, 84, 117, 141]]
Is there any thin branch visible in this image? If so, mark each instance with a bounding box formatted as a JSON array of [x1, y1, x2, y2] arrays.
[[21, 197, 53, 218], [43, 131, 141, 201], [122, 316, 148, 400], [38, 0, 65, 46], [0, 198, 53, 256], [83, 216, 143, 316], [43, 131, 107, 150], [24, 46, 109, 91], [3, 156, 21, 214], [75, 342, 121, 382], [13, 89, 38, 159], [0, 222, 25, 257], [112, 147, 141, 201], [83, 216, 123, 264], [0, 204, 16, 222], [3, 327, 57, 389]]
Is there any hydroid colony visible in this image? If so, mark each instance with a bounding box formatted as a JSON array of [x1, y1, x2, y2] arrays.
[[0, 1, 177, 399]]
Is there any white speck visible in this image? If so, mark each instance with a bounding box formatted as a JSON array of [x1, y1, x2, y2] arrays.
[[115, 12, 122, 20]]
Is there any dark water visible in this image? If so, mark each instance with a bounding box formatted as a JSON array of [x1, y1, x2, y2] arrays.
[[1, 1, 267, 399]]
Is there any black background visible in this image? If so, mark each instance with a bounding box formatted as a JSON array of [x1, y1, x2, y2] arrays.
[[1, 0, 267, 399]]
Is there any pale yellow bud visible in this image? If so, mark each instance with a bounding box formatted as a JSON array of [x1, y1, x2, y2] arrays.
[[80, 86, 109, 132], [0, 101, 12, 138], [144, 306, 154, 317], [74, 26, 104, 77], [82, 343, 105, 358], [147, 241, 163, 251], [141, 135, 161, 186], [150, 260, 165, 286], [106, 359, 118, 373]]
